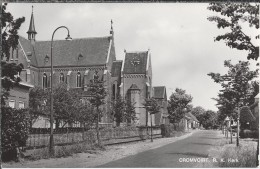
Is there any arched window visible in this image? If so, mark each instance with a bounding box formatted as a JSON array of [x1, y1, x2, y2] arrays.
[[112, 84, 116, 99], [76, 72, 81, 88], [60, 73, 65, 83], [43, 73, 47, 89]]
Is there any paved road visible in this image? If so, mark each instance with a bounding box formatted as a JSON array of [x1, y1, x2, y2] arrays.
[[98, 130, 222, 168]]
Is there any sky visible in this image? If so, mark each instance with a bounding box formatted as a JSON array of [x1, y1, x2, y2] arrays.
[[7, 3, 258, 111]]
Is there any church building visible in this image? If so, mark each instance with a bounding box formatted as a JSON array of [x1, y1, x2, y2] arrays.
[[11, 7, 168, 127]]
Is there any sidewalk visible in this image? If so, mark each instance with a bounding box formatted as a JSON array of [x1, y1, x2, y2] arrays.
[[3, 130, 198, 168]]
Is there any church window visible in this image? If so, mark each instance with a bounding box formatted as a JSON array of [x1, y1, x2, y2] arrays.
[[48, 74, 51, 88], [112, 84, 116, 99], [43, 73, 48, 89], [60, 73, 65, 83], [76, 72, 82, 88]]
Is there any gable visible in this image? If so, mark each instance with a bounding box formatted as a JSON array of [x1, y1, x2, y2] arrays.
[[123, 51, 148, 74], [153, 86, 166, 99], [18, 36, 38, 67]]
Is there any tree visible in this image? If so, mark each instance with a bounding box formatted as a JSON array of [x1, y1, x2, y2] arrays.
[[144, 97, 161, 142], [1, 3, 25, 101], [1, 3, 26, 162], [28, 86, 48, 127], [190, 106, 205, 118], [199, 110, 218, 129], [29, 83, 95, 129], [1, 107, 30, 162], [144, 98, 161, 115], [190, 106, 206, 126], [207, 3, 259, 61], [167, 88, 193, 123], [208, 60, 258, 122], [110, 96, 136, 127], [124, 98, 137, 125], [88, 71, 107, 145]]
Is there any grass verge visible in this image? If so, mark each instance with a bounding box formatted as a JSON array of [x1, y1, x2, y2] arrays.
[[209, 134, 258, 167], [26, 143, 105, 161]]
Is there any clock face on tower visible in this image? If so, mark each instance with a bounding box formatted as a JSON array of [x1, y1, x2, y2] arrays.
[[131, 56, 140, 67]]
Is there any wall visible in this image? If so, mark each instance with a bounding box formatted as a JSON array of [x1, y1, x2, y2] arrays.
[[7, 85, 31, 109]]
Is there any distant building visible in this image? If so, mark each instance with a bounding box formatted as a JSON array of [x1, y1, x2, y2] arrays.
[[186, 112, 200, 129], [178, 112, 199, 131]]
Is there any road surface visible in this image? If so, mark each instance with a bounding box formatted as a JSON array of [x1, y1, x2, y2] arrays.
[[98, 130, 221, 168]]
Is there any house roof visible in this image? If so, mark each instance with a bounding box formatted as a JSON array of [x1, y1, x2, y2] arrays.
[[153, 86, 166, 99], [19, 35, 112, 67], [123, 51, 148, 74], [186, 112, 199, 122], [19, 36, 38, 66], [111, 60, 122, 77], [241, 106, 256, 121]]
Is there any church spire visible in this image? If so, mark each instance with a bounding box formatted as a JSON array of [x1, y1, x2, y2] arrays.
[[27, 5, 37, 42]]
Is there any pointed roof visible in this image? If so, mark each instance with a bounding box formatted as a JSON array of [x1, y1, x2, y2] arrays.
[[153, 86, 166, 99], [186, 112, 199, 122], [123, 51, 148, 74], [129, 83, 140, 90], [18, 36, 112, 67], [27, 6, 37, 34]]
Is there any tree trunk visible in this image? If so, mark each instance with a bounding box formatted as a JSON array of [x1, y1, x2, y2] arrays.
[[55, 119, 60, 129], [82, 123, 85, 141], [116, 120, 120, 127], [96, 107, 100, 146], [0, 2, 2, 164]]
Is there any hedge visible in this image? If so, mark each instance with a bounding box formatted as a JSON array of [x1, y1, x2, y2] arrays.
[[1, 107, 31, 161]]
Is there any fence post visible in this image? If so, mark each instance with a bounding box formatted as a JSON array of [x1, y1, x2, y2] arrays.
[[38, 128, 40, 147], [67, 127, 69, 143], [34, 129, 36, 149]]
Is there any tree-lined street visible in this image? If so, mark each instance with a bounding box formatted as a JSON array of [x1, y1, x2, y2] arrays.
[[98, 130, 221, 168]]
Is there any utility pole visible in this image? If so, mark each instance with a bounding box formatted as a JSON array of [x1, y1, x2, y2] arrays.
[[230, 118, 233, 144], [150, 113, 153, 142]]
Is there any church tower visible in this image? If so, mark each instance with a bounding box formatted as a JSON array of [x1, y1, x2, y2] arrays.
[[27, 6, 37, 43]]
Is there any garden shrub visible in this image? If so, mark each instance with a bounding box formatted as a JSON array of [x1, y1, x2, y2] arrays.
[[1, 107, 30, 162]]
